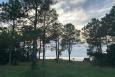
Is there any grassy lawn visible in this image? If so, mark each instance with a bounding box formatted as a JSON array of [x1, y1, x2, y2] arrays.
[[0, 60, 115, 77]]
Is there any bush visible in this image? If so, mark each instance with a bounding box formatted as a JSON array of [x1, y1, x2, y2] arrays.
[[106, 44, 115, 66]]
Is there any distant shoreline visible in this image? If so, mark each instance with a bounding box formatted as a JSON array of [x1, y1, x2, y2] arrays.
[[39, 56, 86, 61]]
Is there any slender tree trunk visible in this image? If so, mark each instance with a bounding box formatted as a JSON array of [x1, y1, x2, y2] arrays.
[[57, 37, 60, 60], [9, 19, 15, 64], [43, 40, 45, 61], [31, 6, 38, 68], [32, 38, 37, 66], [23, 41, 25, 58], [106, 36, 109, 50], [68, 42, 71, 62], [27, 44, 30, 61], [9, 48, 12, 64], [43, 12, 46, 62], [68, 49, 71, 61], [98, 43, 102, 52], [39, 39, 42, 60], [55, 39, 58, 60], [43, 44, 45, 61], [28, 45, 31, 61]]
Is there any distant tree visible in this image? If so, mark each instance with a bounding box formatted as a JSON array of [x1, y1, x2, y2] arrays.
[[50, 22, 63, 61], [74, 30, 80, 42], [62, 23, 76, 61]]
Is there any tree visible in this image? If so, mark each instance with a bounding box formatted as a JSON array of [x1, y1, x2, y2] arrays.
[[0, 26, 22, 65], [0, 28, 11, 65], [63, 23, 76, 61], [21, 0, 56, 66], [101, 6, 115, 44], [22, 0, 44, 66], [106, 44, 115, 66], [21, 26, 34, 61], [82, 6, 115, 66], [0, 0, 24, 64], [50, 22, 63, 61], [40, 0, 54, 61], [82, 18, 103, 64]]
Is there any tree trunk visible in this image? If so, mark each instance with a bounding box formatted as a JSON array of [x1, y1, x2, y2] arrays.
[[68, 42, 71, 62], [32, 38, 37, 67], [68, 50, 71, 62], [39, 39, 42, 60], [98, 43, 102, 52], [106, 36, 109, 50], [57, 37, 60, 60], [8, 48, 12, 64], [43, 12, 46, 62], [31, 6, 38, 68], [43, 40, 45, 61], [55, 39, 58, 60], [9, 19, 15, 64]]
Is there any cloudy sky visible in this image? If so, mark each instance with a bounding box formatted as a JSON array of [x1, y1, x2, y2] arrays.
[[0, 0, 115, 29], [52, 0, 115, 29]]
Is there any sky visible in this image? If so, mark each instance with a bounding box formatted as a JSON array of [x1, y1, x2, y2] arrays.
[[1, 0, 115, 29], [52, 0, 115, 29], [0, 0, 7, 3]]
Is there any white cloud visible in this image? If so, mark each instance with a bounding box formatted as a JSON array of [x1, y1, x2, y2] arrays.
[[58, 9, 88, 29], [52, 0, 115, 30]]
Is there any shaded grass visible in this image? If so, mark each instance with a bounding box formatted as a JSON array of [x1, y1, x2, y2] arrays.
[[0, 60, 115, 77]]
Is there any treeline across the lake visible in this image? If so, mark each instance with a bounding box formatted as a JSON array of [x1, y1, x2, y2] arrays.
[[82, 6, 115, 66], [0, 0, 80, 66]]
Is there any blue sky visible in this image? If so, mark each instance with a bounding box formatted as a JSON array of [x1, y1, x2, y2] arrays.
[[0, 0, 7, 3]]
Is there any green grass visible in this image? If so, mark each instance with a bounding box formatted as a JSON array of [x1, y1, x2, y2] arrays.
[[0, 60, 115, 77]]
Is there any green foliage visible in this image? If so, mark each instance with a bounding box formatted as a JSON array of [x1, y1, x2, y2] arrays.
[[101, 6, 115, 36], [61, 23, 79, 61], [0, 0, 24, 22], [82, 6, 115, 66], [106, 44, 115, 66], [0, 31, 11, 64]]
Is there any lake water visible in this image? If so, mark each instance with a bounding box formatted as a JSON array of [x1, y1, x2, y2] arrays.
[[37, 42, 107, 61], [38, 43, 89, 61]]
